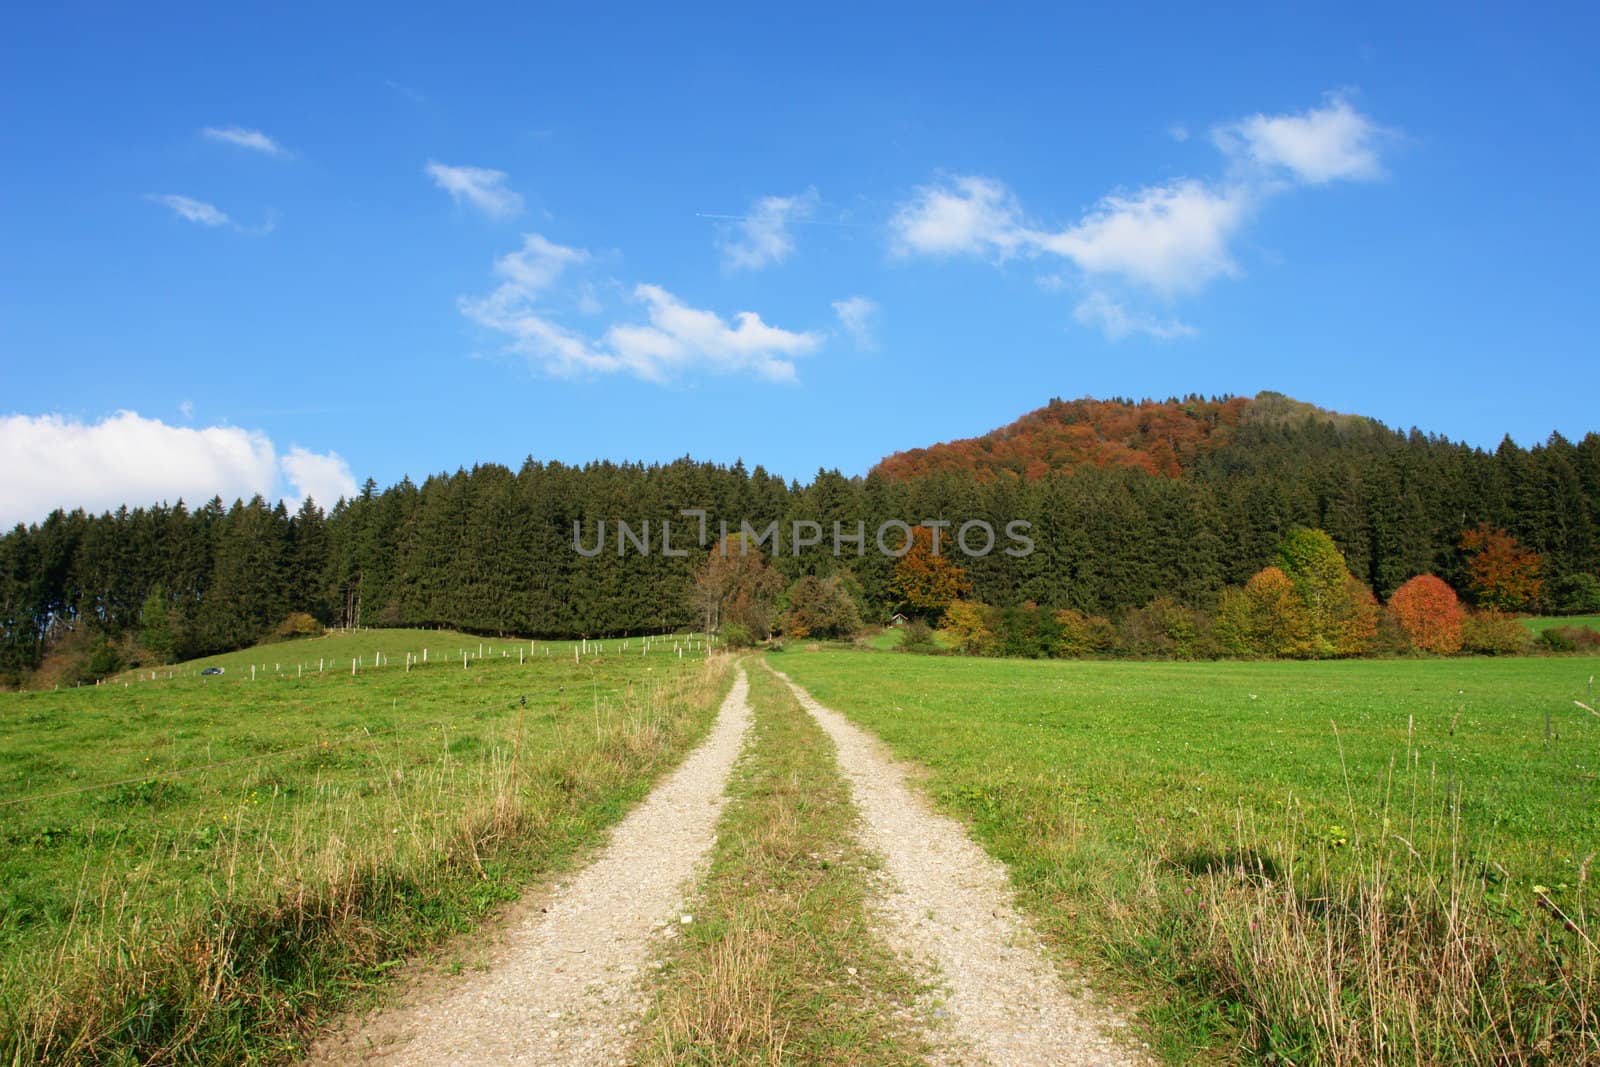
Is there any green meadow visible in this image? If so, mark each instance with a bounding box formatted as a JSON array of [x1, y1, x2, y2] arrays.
[[1524, 615, 1600, 634], [0, 628, 723, 1063], [771, 649, 1600, 1064]]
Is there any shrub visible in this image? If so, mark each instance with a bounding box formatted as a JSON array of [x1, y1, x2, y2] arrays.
[[83, 640, 125, 684], [997, 603, 1062, 659], [940, 601, 998, 655], [1386, 575, 1466, 655], [1460, 610, 1529, 655], [1053, 609, 1117, 658], [899, 619, 938, 653], [271, 613, 324, 641], [719, 621, 757, 649], [1537, 625, 1600, 653], [1118, 597, 1215, 660]]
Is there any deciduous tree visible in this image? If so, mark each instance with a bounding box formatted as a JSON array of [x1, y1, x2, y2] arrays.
[[691, 533, 785, 640], [890, 526, 973, 620], [1459, 523, 1543, 611], [1214, 566, 1316, 658], [1386, 574, 1466, 654]]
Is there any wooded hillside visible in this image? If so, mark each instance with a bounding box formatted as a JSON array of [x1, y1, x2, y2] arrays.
[[3, 392, 1598, 682]]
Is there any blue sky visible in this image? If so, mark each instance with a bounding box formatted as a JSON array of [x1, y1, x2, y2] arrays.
[[2, 3, 1597, 526]]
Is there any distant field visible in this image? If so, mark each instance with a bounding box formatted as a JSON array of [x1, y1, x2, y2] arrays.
[[771, 649, 1600, 1063], [1523, 614, 1600, 633], [0, 628, 721, 1062]]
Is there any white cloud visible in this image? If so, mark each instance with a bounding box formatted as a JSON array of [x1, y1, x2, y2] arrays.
[[1038, 180, 1249, 295], [890, 94, 1390, 336], [1073, 292, 1196, 341], [718, 189, 819, 271], [0, 412, 354, 527], [280, 446, 357, 512], [832, 296, 879, 350], [460, 233, 820, 383], [892, 175, 1246, 295], [493, 233, 587, 293], [425, 161, 524, 218], [202, 126, 289, 157], [890, 176, 1025, 259], [1168, 124, 1190, 142], [1215, 96, 1385, 184], [606, 285, 819, 382], [151, 194, 231, 227]]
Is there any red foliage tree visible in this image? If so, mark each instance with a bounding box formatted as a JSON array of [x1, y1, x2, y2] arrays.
[[1459, 523, 1543, 611], [1386, 575, 1466, 654]]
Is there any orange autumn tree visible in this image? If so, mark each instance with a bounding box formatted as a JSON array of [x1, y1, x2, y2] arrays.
[[1386, 575, 1467, 654], [1459, 523, 1543, 611], [890, 525, 973, 620]]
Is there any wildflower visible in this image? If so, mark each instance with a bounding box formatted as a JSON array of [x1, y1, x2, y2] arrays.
[[1533, 884, 1551, 896]]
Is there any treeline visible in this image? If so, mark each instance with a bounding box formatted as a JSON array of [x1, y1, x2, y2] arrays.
[[3, 404, 1600, 683]]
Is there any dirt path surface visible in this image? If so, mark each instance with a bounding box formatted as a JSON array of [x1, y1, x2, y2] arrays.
[[771, 667, 1146, 1067], [307, 666, 753, 1066]]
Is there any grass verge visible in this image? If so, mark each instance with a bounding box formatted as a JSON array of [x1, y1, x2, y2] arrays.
[[1, 642, 729, 1065], [637, 660, 932, 1066]]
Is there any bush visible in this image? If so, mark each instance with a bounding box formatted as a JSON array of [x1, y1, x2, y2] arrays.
[[1460, 610, 1529, 655], [940, 601, 998, 655], [719, 622, 757, 649], [1537, 625, 1600, 653], [72, 639, 125, 685], [1053, 609, 1117, 658], [997, 603, 1062, 659], [899, 619, 938, 653], [270, 613, 324, 642], [1117, 597, 1216, 660]]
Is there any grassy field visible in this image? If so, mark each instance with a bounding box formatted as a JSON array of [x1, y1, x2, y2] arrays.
[[0, 628, 723, 1063], [770, 649, 1600, 1064], [1524, 615, 1600, 634]]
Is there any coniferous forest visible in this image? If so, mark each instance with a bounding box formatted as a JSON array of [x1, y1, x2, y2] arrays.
[[4, 393, 1600, 684]]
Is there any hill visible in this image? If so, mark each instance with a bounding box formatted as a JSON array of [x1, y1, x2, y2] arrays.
[[872, 391, 1380, 481], [3, 392, 1599, 685]]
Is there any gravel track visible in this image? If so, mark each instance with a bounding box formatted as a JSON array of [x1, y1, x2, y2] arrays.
[[306, 666, 753, 1066], [770, 666, 1146, 1067]]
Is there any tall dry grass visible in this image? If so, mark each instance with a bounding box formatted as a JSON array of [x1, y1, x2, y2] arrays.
[[1098, 731, 1600, 1064]]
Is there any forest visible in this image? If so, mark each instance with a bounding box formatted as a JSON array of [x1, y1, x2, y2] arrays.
[[3, 392, 1599, 684]]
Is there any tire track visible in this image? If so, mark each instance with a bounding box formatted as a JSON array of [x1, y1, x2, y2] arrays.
[[307, 666, 753, 1066], [770, 665, 1145, 1067]]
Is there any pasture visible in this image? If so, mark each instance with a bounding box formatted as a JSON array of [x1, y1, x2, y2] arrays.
[[0, 628, 723, 1063], [1524, 615, 1600, 634], [771, 649, 1600, 1063]]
